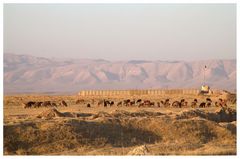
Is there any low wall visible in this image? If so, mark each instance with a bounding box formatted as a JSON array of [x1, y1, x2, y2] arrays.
[[78, 89, 200, 96]]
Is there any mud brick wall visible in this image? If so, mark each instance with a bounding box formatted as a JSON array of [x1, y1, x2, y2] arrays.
[[78, 89, 200, 96]]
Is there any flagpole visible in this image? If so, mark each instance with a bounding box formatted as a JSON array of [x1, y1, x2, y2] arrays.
[[204, 65, 206, 85]]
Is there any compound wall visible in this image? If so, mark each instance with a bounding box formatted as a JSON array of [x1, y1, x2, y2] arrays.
[[78, 89, 200, 96]]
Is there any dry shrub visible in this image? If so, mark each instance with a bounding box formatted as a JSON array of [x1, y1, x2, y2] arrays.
[[176, 108, 236, 122], [176, 109, 207, 120], [219, 121, 236, 134], [4, 118, 160, 155], [127, 145, 149, 155], [91, 111, 112, 119], [36, 108, 66, 119], [36, 108, 77, 119], [4, 108, 236, 155], [111, 110, 163, 118]]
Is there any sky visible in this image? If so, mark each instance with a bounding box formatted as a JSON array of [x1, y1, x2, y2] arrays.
[[4, 4, 236, 61]]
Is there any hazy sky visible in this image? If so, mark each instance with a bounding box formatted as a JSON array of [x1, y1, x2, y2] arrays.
[[4, 4, 236, 61]]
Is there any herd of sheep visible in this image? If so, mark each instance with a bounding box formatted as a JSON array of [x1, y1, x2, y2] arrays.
[[23, 96, 234, 109], [23, 100, 67, 108], [81, 97, 230, 108]]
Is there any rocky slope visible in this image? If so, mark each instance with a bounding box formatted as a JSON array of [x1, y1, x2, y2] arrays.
[[4, 53, 236, 93]]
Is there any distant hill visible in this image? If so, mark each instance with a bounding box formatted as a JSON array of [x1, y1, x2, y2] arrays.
[[4, 53, 236, 94]]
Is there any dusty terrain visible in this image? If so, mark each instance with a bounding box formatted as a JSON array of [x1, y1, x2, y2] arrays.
[[3, 93, 236, 155]]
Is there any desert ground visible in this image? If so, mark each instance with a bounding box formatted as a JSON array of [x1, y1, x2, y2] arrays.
[[3, 91, 236, 155]]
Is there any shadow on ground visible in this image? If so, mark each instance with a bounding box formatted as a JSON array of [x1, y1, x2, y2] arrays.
[[4, 119, 161, 155]]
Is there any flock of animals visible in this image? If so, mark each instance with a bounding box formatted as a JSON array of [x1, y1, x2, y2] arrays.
[[81, 98, 229, 108], [23, 100, 67, 108], [23, 96, 233, 109]]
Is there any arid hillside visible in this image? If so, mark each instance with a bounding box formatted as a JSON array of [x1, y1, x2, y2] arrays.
[[4, 92, 236, 155], [4, 53, 236, 93]]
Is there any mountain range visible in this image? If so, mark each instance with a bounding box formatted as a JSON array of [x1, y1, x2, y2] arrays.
[[4, 53, 236, 94]]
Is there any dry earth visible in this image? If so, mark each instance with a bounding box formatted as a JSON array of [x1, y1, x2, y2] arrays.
[[3, 93, 236, 155]]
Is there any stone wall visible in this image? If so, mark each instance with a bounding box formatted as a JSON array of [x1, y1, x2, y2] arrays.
[[78, 89, 200, 96]]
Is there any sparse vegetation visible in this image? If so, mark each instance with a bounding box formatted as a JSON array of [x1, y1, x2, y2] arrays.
[[4, 94, 236, 155]]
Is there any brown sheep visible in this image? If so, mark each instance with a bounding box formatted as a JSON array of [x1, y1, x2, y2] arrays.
[[150, 102, 155, 107], [33, 102, 43, 108], [136, 99, 142, 103], [206, 98, 212, 102], [180, 99, 185, 103], [76, 99, 85, 104], [24, 101, 35, 108], [215, 101, 218, 107], [109, 101, 114, 106], [206, 102, 211, 107], [161, 99, 170, 108], [42, 101, 52, 107], [220, 99, 227, 107], [51, 102, 57, 107], [130, 100, 135, 106], [191, 101, 197, 108], [60, 100, 68, 107], [181, 101, 188, 107], [98, 100, 104, 106], [172, 101, 181, 108], [143, 100, 151, 106], [138, 103, 145, 108], [199, 102, 206, 108], [123, 99, 131, 106], [117, 101, 122, 106]]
